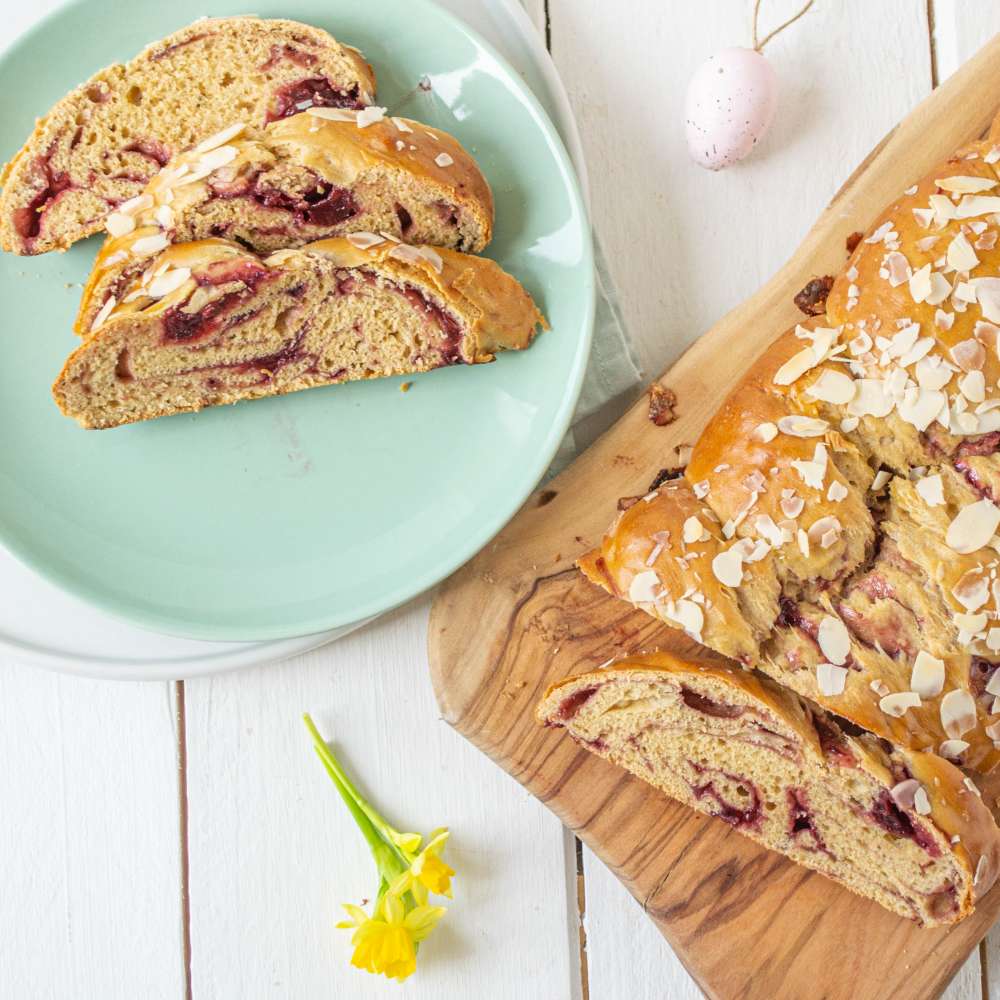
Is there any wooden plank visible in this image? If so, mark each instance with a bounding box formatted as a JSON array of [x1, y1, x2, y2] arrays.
[[183, 599, 581, 999], [428, 26, 1000, 1000], [0, 664, 184, 999]]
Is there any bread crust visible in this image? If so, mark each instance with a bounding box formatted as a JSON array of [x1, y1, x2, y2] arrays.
[[0, 17, 376, 255]]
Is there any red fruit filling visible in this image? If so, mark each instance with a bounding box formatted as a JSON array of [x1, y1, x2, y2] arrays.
[[123, 139, 172, 168], [14, 151, 75, 241], [811, 713, 856, 767], [688, 763, 763, 830], [552, 685, 600, 723], [150, 33, 210, 61], [786, 787, 833, 856], [869, 790, 941, 857], [251, 180, 360, 228], [395, 203, 413, 234], [400, 285, 465, 364], [680, 685, 745, 719], [267, 79, 363, 123], [954, 431, 1000, 458], [837, 603, 912, 660], [955, 459, 996, 502]]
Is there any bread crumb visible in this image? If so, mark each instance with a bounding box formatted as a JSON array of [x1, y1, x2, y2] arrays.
[[648, 384, 677, 425]]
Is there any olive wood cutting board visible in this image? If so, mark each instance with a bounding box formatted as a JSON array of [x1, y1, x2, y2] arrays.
[[428, 32, 1000, 1000]]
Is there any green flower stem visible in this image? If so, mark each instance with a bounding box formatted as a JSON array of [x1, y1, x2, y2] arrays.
[[303, 715, 410, 880]]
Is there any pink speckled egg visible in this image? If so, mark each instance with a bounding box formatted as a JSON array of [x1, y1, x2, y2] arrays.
[[685, 47, 778, 170]]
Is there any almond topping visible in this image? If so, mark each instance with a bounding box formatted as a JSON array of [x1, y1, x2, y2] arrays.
[[817, 616, 850, 665], [711, 548, 744, 588], [946, 499, 1000, 553], [915, 473, 945, 506], [777, 415, 829, 438], [816, 663, 847, 696], [941, 689, 977, 739], [910, 650, 945, 697], [806, 370, 856, 405], [628, 570, 660, 604], [755, 422, 778, 443], [880, 692, 921, 717]]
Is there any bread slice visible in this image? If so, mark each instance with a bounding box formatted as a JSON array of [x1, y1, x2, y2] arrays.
[[537, 651, 1000, 925], [0, 17, 375, 255], [74, 110, 494, 335], [53, 236, 546, 429]]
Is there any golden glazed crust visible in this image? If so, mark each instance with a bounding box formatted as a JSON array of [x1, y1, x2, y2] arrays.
[[538, 651, 1000, 925], [74, 111, 495, 336], [580, 119, 1000, 774], [0, 17, 376, 255]]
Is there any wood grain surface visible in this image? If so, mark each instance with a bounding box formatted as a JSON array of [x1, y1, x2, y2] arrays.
[[428, 28, 1000, 1000]]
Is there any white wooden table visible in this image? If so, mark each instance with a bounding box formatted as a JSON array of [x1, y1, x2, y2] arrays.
[[4, 2, 1000, 998]]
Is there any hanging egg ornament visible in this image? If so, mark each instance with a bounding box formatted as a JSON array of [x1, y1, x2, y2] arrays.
[[685, 47, 777, 171], [684, 0, 814, 170]]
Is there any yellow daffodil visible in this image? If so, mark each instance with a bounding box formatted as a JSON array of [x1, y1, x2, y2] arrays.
[[303, 714, 456, 984]]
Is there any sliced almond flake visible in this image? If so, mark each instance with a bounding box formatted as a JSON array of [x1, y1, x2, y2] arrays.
[[118, 193, 154, 216], [827, 481, 848, 502], [987, 147, 1000, 164], [840, 416, 860, 433], [960, 369, 987, 402], [910, 650, 946, 697], [754, 514, 787, 547], [806, 370, 855, 405], [956, 611, 988, 634], [154, 204, 173, 229], [744, 539, 771, 563], [395, 139, 406, 151], [930, 193, 957, 225], [130, 233, 170, 256], [956, 194, 1000, 217], [379, 231, 402, 244], [988, 628, 1000, 653], [898, 337, 935, 368], [882, 250, 911, 286], [978, 230, 1000, 251], [880, 691, 921, 717], [417, 246, 444, 273], [356, 106, 388, 127], [682, 516, 707, 545], [865, 221, 895, 244], [952, 338, 987, 371], [755, 422, 777, 443], [692, 480, 709, 499], [194, 122, 246, 154], [916, 235, 940, 252], [105, 212, 136, 237], [776, 415, 828, 438], [913, 787, 932, 815], [780, 494, 805, 518], [817, 616, 850, 665], [346, 232, 385, 250], [100, 250, 128, 270], [628, 570, 660, 604], [848, 331, 873, 355], [434, 152, 454, 168], [90, 295, 117, 331], [890, 778, 920, 810], [797, 528, 810, 558], [909, 264, 933, 303], [948, 231, 981, 271], [645, 543, 664, 566], [870, 679, 891, 698], [848, 379, 894, 418], [904, 184, 919, 195], [307, 107, 358, 122], [940, 689, 977, 738], [391, 117, 414, 133], [898, 386, 946, 431], [711, 548, 744, 588], [937, 175, 998, 194], [983, 669, 1000, 700], [915, 473, 945, 506], [965, 777, 983, 797], [773, 347, 818, 386], [947, 499, 1000, 553], [816, 663, 847, 696], [926, 271, 953, 305], [388, 244, 425, 266], [666, 598, 704, 640], [912, 207, 934, 228], [915, 356, 953, 391], [940, 739, 970, 760], [809, 516, 842, 549], [146, 267, 192, 299], [871, 469, 892, 491], [935, 309, 955, 331]]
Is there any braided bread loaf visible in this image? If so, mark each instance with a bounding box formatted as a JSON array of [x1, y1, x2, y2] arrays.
[[0, 17, 375, 255], [537, 651, 1000, 925], [579, 118, 1000, 775], [75, 110, 493, 337]]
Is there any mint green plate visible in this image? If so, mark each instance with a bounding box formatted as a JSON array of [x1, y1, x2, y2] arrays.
[[0, 0, 593, 640]]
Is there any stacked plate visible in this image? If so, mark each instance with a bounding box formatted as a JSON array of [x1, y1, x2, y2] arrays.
[[0, 0, 593, 678]]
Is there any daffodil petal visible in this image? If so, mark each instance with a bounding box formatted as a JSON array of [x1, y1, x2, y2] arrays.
[[339, 902, 370, 927], [405, 904, 446, 943]]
